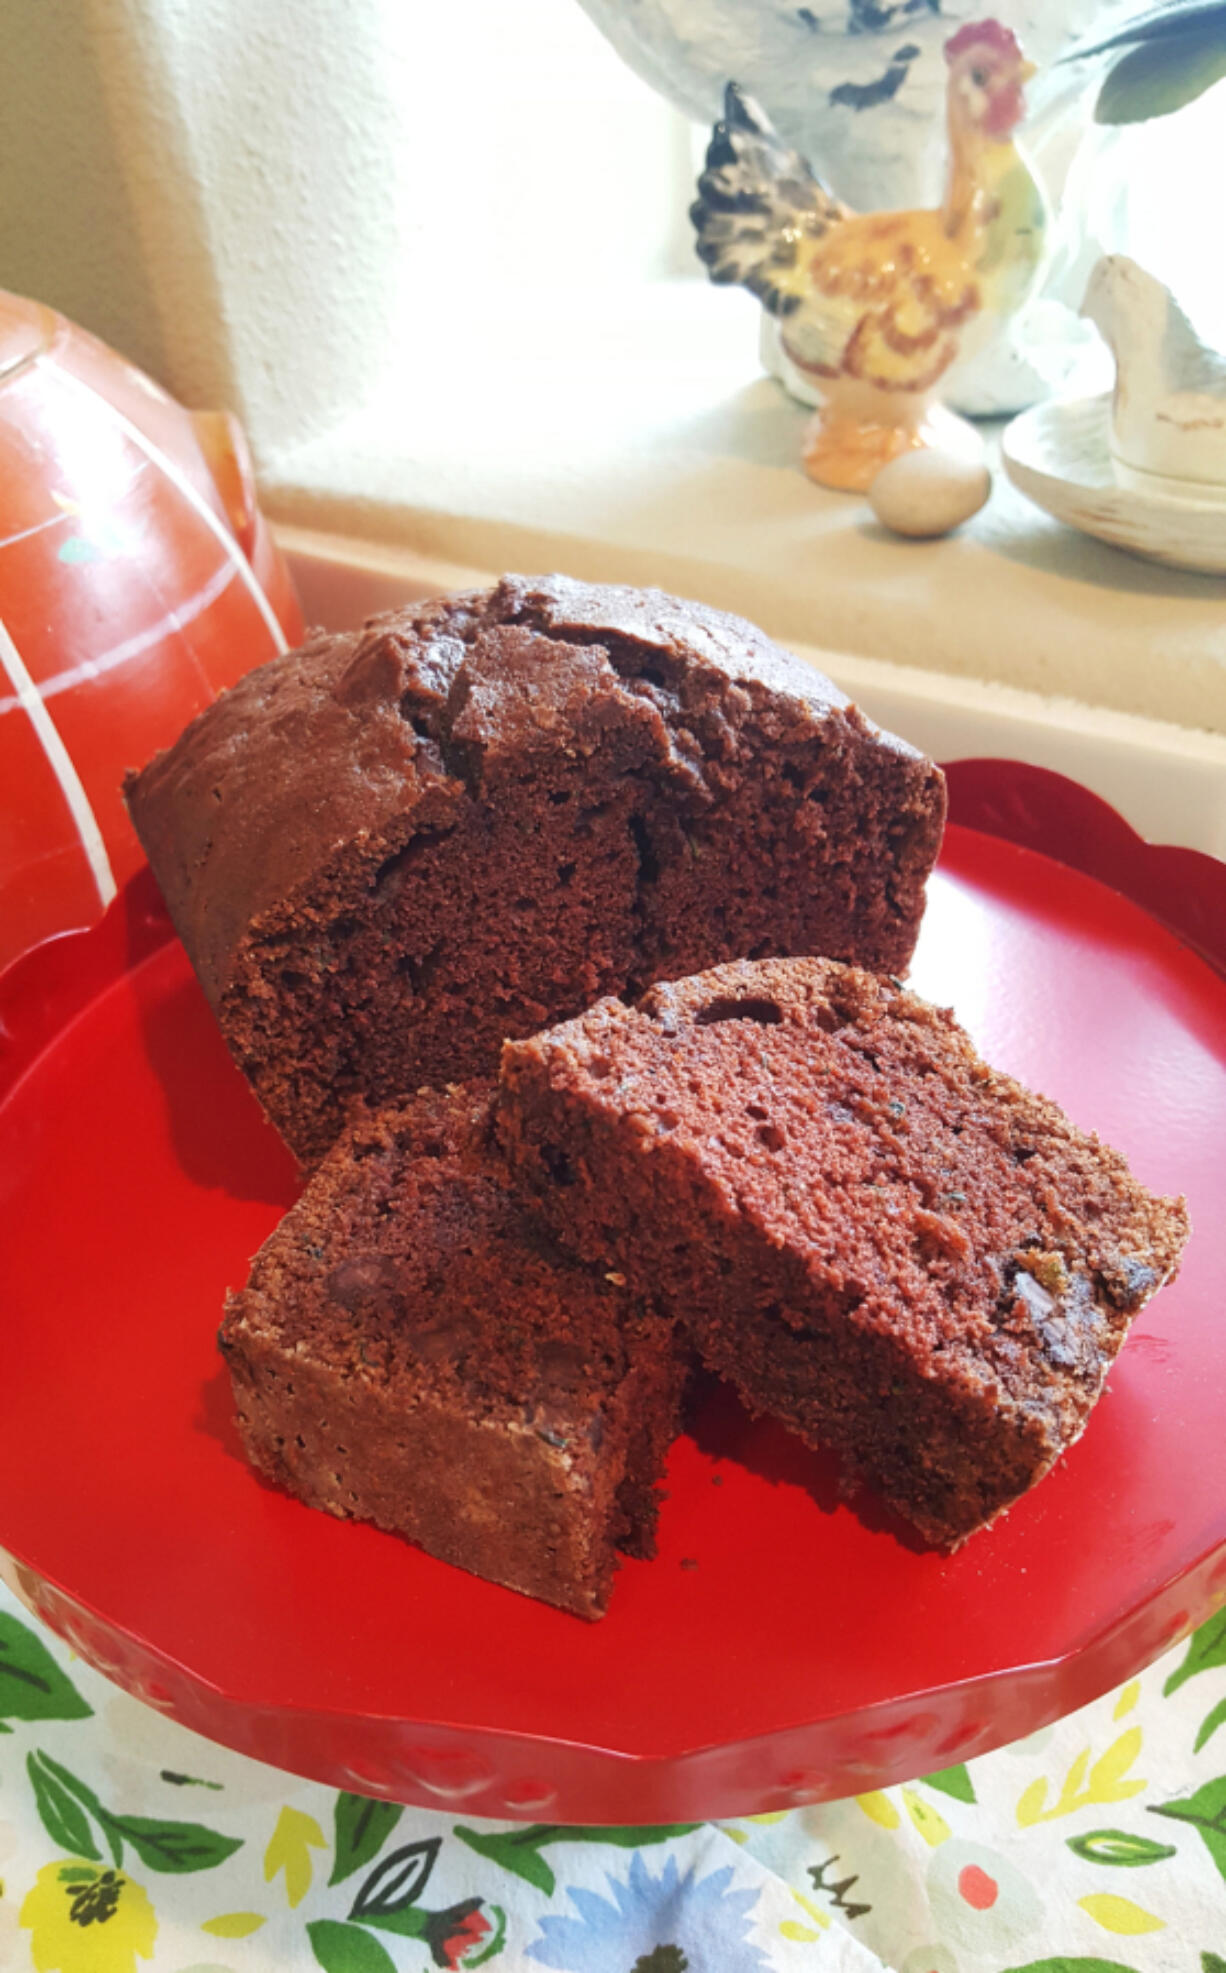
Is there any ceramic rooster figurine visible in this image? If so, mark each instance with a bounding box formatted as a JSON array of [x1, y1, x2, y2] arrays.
[[692, 20, 1047, 491]]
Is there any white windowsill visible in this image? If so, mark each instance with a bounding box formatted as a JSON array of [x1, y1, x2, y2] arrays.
[[260, 280, 1226, 738]]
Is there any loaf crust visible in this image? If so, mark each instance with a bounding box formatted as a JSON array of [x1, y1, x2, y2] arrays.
[[127, 576, 945, 1161]]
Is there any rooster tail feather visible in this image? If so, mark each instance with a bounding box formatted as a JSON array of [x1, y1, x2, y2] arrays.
[[691, 82, 848, 316]]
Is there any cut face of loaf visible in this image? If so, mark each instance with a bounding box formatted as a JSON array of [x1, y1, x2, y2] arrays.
[[496, 957, 1190, 1547], [125, 575, 945, 1162], [220, 1084, 688, 1620]]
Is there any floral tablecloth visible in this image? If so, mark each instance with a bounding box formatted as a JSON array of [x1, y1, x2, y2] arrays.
[[0, 1577, 1222, 1973]]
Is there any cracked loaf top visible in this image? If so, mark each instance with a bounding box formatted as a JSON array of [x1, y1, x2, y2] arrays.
[[125, 575, 947, 1161]]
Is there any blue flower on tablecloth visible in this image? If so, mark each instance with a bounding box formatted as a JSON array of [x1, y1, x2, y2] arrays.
[[527, 1849, 769, 1971]]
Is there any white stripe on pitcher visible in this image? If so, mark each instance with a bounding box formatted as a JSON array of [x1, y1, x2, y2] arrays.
[[0, 613, 117, 910]]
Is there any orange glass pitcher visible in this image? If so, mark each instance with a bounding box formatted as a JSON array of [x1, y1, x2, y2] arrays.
[[0, 289, 302, 972]]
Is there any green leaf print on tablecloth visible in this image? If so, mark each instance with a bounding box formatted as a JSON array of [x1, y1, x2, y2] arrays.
[[921, 1763, 977, 1804], [26, 1752, 101, 1859], [454, 1822, 701, 1897], [1000, 1959, 1142, 1972], [1164, 1611, 1226, 1695], [307, 1917, 398, 1973], [1150, 1772, 1226, 1885], [110, 1813, 244, 1875], [26, 1748, 243, 1873], [0, 1611, 92, 1727], [1164, 1610, 1226, 1755], [1195, 1697, 1226, 1753], [329, 1794, 404, 1886], [1066, 1830, 1177, 1866]]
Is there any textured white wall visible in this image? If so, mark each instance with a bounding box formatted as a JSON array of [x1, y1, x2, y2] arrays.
[[0, 0, 690, 470], [0, 0, 400, 464]]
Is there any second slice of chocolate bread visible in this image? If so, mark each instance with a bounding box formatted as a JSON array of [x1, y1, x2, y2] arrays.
[[497, 958, 1190, 1546], [220, 1083, 688, 1618]]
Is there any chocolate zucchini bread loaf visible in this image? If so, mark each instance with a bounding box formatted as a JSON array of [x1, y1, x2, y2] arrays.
[[497, 958, 1190, 1546], [126, 576, 945, 1162], [220, 1083, 687, 1618]]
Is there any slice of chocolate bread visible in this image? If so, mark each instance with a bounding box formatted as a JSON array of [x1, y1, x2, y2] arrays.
[[126, 576, 945, 1162], [220, 1083, 687, 1618], [497, 958, 1190, 1547]]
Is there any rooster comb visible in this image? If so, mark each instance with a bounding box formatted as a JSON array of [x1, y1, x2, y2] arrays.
[[944, 18, 1023, 64]]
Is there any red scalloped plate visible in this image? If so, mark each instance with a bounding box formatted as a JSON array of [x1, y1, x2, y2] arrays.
[[2, 767, 1225, 1823]]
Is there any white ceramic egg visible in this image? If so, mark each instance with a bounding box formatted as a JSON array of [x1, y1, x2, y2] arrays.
[[868, 449, 992, 539]]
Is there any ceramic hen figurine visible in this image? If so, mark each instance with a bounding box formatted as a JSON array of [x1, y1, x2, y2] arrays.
[[1082, 254, 1226, 496], [692, 20, 1047, 490]]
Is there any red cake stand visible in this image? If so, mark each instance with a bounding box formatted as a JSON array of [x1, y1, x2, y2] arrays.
[[1, 761, 1224, 1824]]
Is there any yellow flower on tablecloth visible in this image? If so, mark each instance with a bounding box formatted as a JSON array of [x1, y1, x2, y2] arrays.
[[1016, 1728, 1146, 1825], [263, 1805, 327, 1908], [1077, 1891, 1165, 1935], [20, 1860, 156, 1973], [902, 1786, 951, 1847]]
